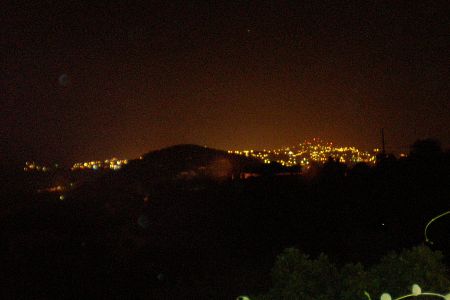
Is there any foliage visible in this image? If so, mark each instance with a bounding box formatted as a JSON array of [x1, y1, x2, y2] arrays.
[[254, 245, 450, 300], [339, 262, 372, 300], [264, 248, 339, 300], [369, 245, 450, 297]]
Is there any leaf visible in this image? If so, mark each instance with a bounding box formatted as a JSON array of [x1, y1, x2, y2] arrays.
[[411, 284, 421, 295], [380, 293, 392, 300]]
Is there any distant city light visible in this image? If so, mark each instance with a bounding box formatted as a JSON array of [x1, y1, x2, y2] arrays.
[[71, 157, 128, 171], [24, 161, 53, 172], [25, 140, 378, 175], [24, 158, 129, 173], [228, 139, 377, 167]]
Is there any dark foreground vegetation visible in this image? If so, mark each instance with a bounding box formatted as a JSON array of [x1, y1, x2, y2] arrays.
[[1, 140, 449, 299]]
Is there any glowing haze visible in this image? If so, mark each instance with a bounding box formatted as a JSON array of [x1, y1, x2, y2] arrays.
[[2, 2, 449, 165]]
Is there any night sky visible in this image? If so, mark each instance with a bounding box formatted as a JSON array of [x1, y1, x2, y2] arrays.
[[2, 1, 449, 165]]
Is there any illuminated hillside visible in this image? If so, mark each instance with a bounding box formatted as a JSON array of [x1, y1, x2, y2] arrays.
[[228, 138, 378, 167]]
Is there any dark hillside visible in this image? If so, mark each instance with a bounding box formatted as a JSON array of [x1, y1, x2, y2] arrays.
[[1, 144, 450, 298]]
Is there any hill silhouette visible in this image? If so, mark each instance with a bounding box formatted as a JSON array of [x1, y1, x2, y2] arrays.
[[2, 142, 450, 299], [68, 144, 265, 202], [126, 143, 263, 182]]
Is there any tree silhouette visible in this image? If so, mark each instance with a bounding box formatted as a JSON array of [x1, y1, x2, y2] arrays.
[[409, 138, 442, 160]]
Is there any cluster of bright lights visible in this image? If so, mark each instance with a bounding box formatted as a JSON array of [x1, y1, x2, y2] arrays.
[[228, 138, 377, 167], [24, 161, 57, 172], [71, 158, 128, 171]]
